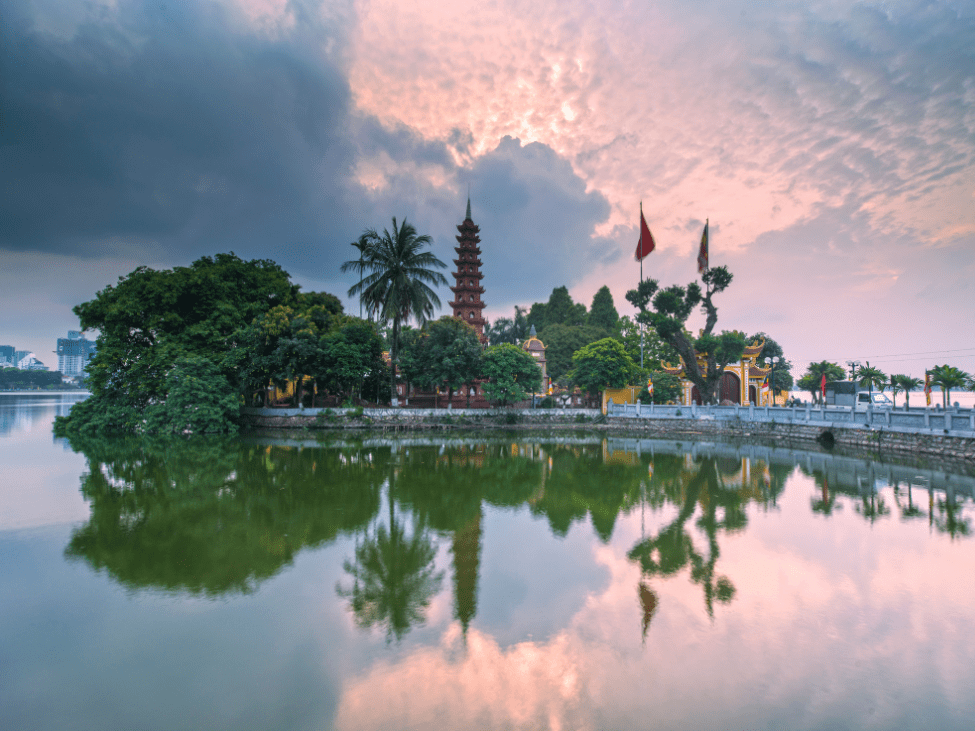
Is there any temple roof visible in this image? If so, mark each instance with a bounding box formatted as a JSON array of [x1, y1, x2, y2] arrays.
[[523, 326, 545, 352], [743, 338, 765, 357]]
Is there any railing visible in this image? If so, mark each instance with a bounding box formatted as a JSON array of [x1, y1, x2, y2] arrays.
[[605, 401, 975, 436]]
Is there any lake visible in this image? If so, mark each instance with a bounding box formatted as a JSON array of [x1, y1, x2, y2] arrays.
[[2, 393, 974, 731]]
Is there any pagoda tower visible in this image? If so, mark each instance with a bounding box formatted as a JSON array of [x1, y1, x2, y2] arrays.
[[449, 198, 487, 341]]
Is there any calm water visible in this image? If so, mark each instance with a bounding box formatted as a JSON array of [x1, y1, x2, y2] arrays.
[[2, 394, 975, 731]]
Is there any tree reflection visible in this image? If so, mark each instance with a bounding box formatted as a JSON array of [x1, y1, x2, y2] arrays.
[[628, 458, 754, 623], [63, 435, 381, 596], [892, 482, 924, 521], [810, 475, 841, 516], [932, 492, 971, 539], [337, 459, 444, 642]]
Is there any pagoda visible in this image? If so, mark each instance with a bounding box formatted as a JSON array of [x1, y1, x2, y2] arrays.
[[449, 198, 487, 342]]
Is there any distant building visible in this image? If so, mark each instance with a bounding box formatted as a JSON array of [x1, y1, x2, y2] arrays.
[[57, 331, 97, 376], [16, 352, 44, 370], [0, 345, 14, 367], [15, 350, 31, 367]]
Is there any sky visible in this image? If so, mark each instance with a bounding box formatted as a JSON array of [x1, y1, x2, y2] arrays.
[[2, 0, 974, 380]]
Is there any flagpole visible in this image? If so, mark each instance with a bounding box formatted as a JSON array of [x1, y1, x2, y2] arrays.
[[639, 201, 644, 369]]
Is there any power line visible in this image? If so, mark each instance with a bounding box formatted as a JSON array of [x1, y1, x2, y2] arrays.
[[833, 347, 975, 360]]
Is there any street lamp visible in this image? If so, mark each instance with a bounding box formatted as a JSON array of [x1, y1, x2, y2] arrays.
[[770, 356, 779, 407], [847, 360, 861, 412]]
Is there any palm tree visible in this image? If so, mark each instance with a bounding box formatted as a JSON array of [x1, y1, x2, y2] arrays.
[[343, 218, 447, 405], [927, 364, 970, 409], [856, 362, 887, 405], [802, 360, 845, 403], [341, 234, 372, 319], [890, 374, 922, 408]]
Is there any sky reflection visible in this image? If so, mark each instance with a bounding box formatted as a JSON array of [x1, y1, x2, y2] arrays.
[[2, 408, 975, 730]]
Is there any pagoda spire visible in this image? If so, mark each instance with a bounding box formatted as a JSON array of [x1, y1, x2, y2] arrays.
[[449, 197, 487, 341]]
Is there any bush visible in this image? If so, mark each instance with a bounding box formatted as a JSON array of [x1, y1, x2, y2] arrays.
[[144, 357, 240, 435], [574, 413, 589, 423], [539, 396, 555, 409], [502, 411, 521, 424]]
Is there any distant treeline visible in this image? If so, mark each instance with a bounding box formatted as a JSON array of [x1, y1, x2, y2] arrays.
[[0, 368, 66, 390]]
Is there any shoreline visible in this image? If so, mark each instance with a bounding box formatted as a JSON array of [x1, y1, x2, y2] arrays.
[[240, 408, 975, 466]]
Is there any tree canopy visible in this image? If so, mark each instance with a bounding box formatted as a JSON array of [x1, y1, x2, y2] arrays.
[[343, 217, 447, 404], [526, 286, 587, 331], [399, 316, 482, 406], [627, 266, 745, 404], [587, 286, 619, 335], [571, 338, 637, 400], [481, 343, 542, 406], [57, 253, 300, 436]]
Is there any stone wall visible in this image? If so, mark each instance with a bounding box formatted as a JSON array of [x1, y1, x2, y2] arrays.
[[240, 406, 604, 431], [239, 407, 975, 462]]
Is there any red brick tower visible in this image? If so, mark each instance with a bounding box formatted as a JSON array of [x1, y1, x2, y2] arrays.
[[449, 198, 487, 342]]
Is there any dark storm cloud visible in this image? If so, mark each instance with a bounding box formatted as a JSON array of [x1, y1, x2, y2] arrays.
[[463, 137, 613, 306], [361, 135, 614, 312], [0, 0, 613, 313], [1, 0, 359, 272]]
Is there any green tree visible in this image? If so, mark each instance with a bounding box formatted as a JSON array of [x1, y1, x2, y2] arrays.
[[401, 316, 482, 407], [626, 266, 745, 404], [527, 286, 586, 331], [316, 317, 386, 404], [537, 323, 604, 382], [890, 374, 923, 408], [587, 285, 619, 335], [571, 338, 636, 403], [927, 364, 970, 408], [751, 332, 794, 392], [799, 361, 846, 403], [856, 363, 888, 403], [640, 371, 681, 404], [144, 356, 240, 435], [486, 306, 528, 346], [797, 373, 821, 403], [481, 343, 542, 407], [343, 217, 448, 405], [344, 234, 373, 319], [616, 315, 680, 369], [56, 253, 298, 435]]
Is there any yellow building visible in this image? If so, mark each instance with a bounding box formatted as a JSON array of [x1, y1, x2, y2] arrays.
[[660, 337, 785, 406], [522, 325, 550, 394]]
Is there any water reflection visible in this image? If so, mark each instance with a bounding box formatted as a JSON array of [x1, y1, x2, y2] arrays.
[[63, 436, 381, 595], [62, 433, 975, 636]]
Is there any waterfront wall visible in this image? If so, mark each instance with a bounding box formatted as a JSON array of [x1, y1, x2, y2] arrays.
[[605, 402, 975, 462], [240, 405, 604, 430], [239, 404, 975, 462]]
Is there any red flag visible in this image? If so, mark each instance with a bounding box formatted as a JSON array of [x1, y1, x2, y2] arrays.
[[820, 373, 826, 398], [635, 207, 655, 261], [697, 219, 709, 273]]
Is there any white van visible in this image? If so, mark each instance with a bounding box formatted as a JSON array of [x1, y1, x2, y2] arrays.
[[856, 391, 893, 407]]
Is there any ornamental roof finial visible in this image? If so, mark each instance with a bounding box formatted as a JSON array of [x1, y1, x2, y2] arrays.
[[466, 191, 472, 221]]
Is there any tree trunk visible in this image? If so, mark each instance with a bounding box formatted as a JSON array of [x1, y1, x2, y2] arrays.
[[389, 318, 400, 406]]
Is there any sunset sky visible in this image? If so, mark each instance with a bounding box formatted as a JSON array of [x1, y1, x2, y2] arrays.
[[2, 0, 974, 379]]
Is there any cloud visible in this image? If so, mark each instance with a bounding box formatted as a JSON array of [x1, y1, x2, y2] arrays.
[[0, 0, 358, 271], [2, 0, 974, 372]]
